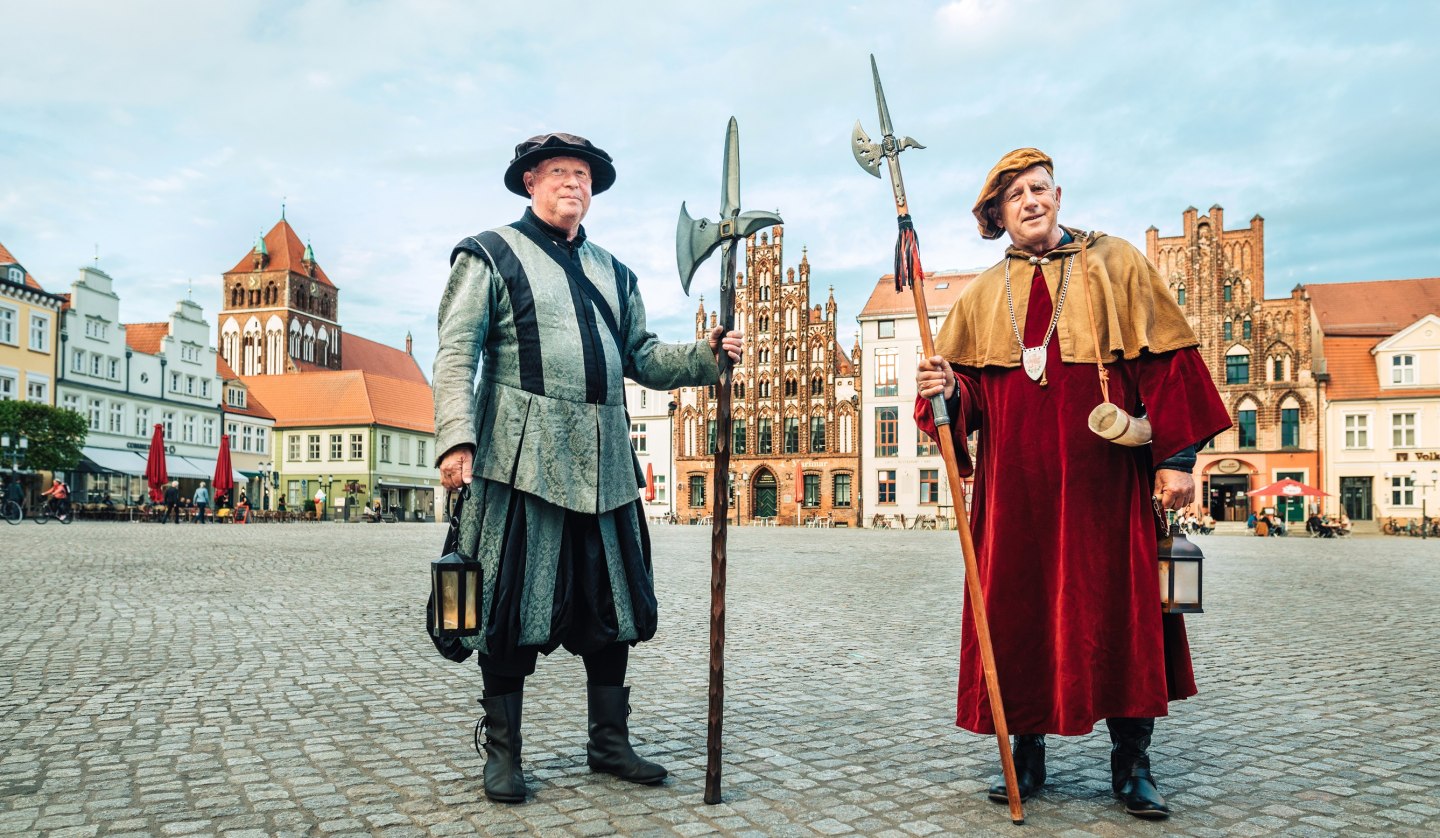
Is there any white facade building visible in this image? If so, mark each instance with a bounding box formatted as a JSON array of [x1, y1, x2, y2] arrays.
[[624, 380, 675, 521], [856, 271, 977, 527], [57, 266, 229, 502], [1325, 313, 1440, 526]]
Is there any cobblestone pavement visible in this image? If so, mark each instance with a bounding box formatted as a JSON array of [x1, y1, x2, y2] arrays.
[[1, 521, 1437, 837]]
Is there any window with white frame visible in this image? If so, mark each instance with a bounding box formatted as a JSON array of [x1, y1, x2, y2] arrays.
[[202, 418, 214, 447], [90, 354, 102, 377], [254, 429, 265, 453], [0, 368, 16, 400], [135, 407, 150, 436], [399, 437, 411, 465], [1391, 475, 1415, 506], [185, 375, 195, 395], [631, 422, 647, 453], [417, 439, 427, 465], [308, 434, 321, 460], [29, 313, 50, 351], [26, 376, 48, 403], [288, 434, 301, 461], [1392, 354, 1416, 385], [330, 433, 343, 460], [62, 393, 79, 412], [0, 306, 17, 345], [108, 402, 123, 433], [201, 380, 209, 398], [108, 358, 118, 380], [72, 349, 84, 373], [242, 425, 253, 452], [163, 411, 175, 439], [380, 434, 391, 462], [183, 415, 196, 443], [170, 372, 180, 391], [6, 267, 20, 284], [1392, 412, 1417, 447], [1343, 414, 1369, 449], [350, 433, 363, 460], [88, 399, 103, 430]]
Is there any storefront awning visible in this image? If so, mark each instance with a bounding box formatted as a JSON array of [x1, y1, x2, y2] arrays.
[[176, 456, 246, 483], [79, 447, 149, 476]]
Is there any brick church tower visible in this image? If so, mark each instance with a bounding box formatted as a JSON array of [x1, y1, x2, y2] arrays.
[[673, 226, 861, 526], [1147, 205, 1319, 522], [218, 218, 342, 376]]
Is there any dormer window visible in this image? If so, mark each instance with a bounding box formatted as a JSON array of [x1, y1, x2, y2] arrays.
[[1392, 354, 1416, 385], [7, 267, 21, 284]]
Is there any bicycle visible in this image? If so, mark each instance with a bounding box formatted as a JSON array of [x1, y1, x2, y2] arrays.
[[35, 497, 74, 525], [2, 499, 21, 525]]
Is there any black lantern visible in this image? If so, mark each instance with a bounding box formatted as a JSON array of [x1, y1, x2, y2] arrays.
[[431, 550, 482, 637], [1157, 521, 1204, 614]]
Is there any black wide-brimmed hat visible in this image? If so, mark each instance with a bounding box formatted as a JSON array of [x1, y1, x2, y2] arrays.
[[503, 132, 616, 197]]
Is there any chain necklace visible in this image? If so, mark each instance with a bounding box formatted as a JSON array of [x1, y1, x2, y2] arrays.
[[1005, 254, 1074, 387]]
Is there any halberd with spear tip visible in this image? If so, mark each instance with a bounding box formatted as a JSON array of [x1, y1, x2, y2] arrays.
[[851, 55, 1026, 826], [675, 117, 783, 805]]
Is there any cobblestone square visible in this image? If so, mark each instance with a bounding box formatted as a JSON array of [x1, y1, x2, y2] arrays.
[[1, 522, 1437, 836]]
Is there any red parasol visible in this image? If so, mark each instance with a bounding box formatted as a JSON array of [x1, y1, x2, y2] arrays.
[[644, 462, 656, 502], [213, 432, 235, 502], [1249, 477, 1329, 498], [144, 423, 168, 502]]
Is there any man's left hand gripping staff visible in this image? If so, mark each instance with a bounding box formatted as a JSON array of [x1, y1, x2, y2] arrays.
[[709, 327, 744, 362]]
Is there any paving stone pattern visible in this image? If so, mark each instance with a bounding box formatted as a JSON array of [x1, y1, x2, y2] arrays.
[[1, 522, 1437, 837]]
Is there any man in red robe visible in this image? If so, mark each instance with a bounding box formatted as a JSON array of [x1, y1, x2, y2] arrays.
[[916, 148, 1230, 820]]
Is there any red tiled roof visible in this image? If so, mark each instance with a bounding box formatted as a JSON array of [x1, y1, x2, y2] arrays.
[[1308, 277, 1440, 336], [1324, 334, 1440, 402], [341, 332, 427, 384], [227, 219, 335, 288], [124, 322, 168, 355], [833, 340, 854, 376], [858, 270, 980, 319], [0, 240, 46, 291], [216, 356, 239, 380], [239, 370, 434, 433]]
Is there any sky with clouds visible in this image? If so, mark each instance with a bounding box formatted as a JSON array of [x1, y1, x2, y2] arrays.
[[2, 0, 1436, 375]]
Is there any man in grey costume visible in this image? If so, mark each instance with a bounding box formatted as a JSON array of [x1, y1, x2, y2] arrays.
[[433, 132, 743, 803]]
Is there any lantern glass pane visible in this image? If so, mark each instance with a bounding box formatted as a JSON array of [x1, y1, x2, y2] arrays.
[[1175, 559, 1201, 606], [440, 570, 460, 630], [464, 570, 479, 629], [1158, 561, 1172, 606]]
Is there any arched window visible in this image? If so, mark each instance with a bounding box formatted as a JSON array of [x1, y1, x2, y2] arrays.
[[1280, 396, 1301, 448], [758, 315, 769, 333], [784, 377, 798, 397], [1225, 345, 1250, 385], [1176, 283, 1187, 305], [734, 381, 745, 399], [289, 320, 301, 357], [759, 379, 771, 398], [811, 376, 823, 396], [1223, 319, 1233, 341], [1242, 316, 1252, 340], [785, 345, 797, 362], [1223, 280, 1233, 302], [1236, 398, 1258, 448]]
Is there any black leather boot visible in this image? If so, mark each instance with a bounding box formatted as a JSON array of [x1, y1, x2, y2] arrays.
[[1107, 717, 1169, 819], [586, 684, 667, 784], [988, 734, 1046, 803], [476, 692, 526, 803]]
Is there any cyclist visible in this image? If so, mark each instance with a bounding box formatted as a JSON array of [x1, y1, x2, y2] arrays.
[[40, 477, 72, 521], [3, 476, 25, 522]]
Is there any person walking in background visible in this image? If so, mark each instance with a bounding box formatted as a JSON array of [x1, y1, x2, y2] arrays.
[[163, 480, 181, 524], [192, 481, 210, 524]]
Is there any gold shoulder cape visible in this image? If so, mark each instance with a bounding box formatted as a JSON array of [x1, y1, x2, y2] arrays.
[[934, 227, 1198, 367]]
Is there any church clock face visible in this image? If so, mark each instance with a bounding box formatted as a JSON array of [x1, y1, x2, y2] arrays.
[[246, 276, 259, 289], [309, 282, 318, 295]]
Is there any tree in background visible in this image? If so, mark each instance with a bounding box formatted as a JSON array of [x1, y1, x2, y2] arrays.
[[0, 401, 86, 474]]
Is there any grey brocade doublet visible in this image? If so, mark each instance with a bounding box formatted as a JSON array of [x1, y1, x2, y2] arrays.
[[433, 216, 720, 515]]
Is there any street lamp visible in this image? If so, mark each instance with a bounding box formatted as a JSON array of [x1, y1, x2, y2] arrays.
[[1411, 469, 1439, 539], [1, 433, 29, 472], [728, 470, 748, 526]]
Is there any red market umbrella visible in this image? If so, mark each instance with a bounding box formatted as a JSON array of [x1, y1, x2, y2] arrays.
[[644, 462, 656, 502], [1248, 478, 1329, 498], [144, 423, 168, 502], [212, 433, 235, 502]]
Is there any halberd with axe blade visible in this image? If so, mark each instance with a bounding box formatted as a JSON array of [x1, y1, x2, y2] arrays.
[[852, 54, 1026, 826], [675, 117, 781, 806]]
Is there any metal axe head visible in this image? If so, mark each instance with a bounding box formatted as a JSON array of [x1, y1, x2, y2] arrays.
[[852, 55, 926, 180], [676, 202, 723, 295]]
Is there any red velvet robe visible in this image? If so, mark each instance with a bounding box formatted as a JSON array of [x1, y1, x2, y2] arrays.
[[918, 265, 1230, 735]]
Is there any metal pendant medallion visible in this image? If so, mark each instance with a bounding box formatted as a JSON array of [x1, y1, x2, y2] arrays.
[[1022, 346, 1046, 382]]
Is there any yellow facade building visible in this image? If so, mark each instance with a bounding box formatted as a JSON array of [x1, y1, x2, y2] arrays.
[[0, 241, 64, 405]]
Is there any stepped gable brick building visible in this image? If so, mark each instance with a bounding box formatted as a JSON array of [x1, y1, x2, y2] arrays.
[[673, 226, 861, 526], [1147, 205, 1319, 524]]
